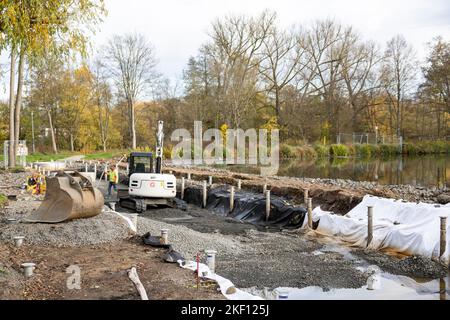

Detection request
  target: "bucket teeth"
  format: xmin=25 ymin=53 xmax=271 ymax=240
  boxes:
xmin=25 ymin=171 xmax=104 ymax=223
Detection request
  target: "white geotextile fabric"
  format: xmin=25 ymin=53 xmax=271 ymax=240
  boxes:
xmin=310 ymin=195 xmax=450 ymax=262
xmin=181 ymin=261 xmax=262 ymax=300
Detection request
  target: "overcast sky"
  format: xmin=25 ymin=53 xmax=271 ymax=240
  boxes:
xmin=1 ymin=0 xmax=450 ymax=97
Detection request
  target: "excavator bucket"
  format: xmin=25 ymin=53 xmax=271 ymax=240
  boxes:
xmin=25 ymin=171 xmax=104 ymax=223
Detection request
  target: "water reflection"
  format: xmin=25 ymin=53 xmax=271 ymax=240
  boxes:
xmin=221 ymin=155 xmax=449 ymax=188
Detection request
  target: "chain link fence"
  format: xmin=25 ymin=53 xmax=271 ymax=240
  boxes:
xmin=3 ymin=140 xmax=28 ymax=168
xmin=336 ymin=133 xmax=401 ymax=145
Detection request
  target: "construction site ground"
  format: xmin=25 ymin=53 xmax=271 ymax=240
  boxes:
xmin=1 ymin=168 xmax=448 ymax=299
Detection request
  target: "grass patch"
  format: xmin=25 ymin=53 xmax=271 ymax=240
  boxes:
xmin=0 ymin=194 xmax=7 ymax=207
xmin=26 ymin=152 xmax=79 ymax=162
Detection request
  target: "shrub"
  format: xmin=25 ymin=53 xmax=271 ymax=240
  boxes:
xmin=355 ymin=144 xmax=372 ymax=158
xmin=280 ymin=144 xmax=294 ymax=158
xmin=379 ymin=144 xmax=399 ymax=156
xmin=314 ymin=144 xmax=329 ymax=157
xmin=329 ymin=144 xmax=350 ymax=157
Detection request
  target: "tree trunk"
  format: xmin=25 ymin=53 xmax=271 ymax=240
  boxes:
xmin=129 ymin=99 xmax=136 ymax=149
xmin=47 ymin=109 xmax=58 ymax=154
xmin=70 ymin=133 xmax=74 ymax=152
xmin=8 ymin=48 xmax=16 ymax=168
xmin=14 ymin=49 xmax=25 ymax=153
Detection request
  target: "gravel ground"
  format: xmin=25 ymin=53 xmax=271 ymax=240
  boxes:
xmin=1 ymin=170 xmax=447 ymax=293
xmin=0 ymin=208 xmax=132 ymax=246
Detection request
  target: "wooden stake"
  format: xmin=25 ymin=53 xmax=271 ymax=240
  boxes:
xmin=127 ymin=267 xmax=149 ymax=300
xmin=265 ymin=190 xmax=271 ymax=221
xmin=304 ymin=189 xmax=309 ymax=205
xmin=307 ymin=198 xmax=313 ymax=229
xmin=181 ymin=177 xmax=185 ymax=200
xmin=440 ymin=216 xmax=447 ymax=260
xmin=367 ymin=206 xmax=373 ymax=247
xmin=202 ymin=180 xmax=207 ymax=208
xmin=230 ymin=186 xmax=235 ymax=212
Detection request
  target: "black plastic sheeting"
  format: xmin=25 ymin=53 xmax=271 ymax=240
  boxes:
xmin=142 ymin=232 xmax=185 ymax=263
xmin=183 ymin=186 xmax=306 ymax=229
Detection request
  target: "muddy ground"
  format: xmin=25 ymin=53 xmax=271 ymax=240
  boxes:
xmin=0 ymin=238 xmax=221 ymax=300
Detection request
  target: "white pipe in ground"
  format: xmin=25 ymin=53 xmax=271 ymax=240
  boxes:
xmin=21 ymin=263 xmax=36 ymax=277
xmin=13 ymin=236 xmax=25 ymax=247
xmin=205 ymin=250 xmax=217 ymax=274
xmin=129 ymin=214 xmax=139 ymax=233
xmin=160 ymin=229 xmax=169 ymax=244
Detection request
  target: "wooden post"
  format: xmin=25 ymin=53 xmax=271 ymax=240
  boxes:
xmin=230 ymin=186 xmax=235 ymax=212
xmin=94 ymin=163 xmax=97 ymax=180
xmin=304 ymin=189 xmax=309 ymax=205
xmin=439 ymin=217 xmax=447 ymax=260
xmin=187 ymin=172 xmax=191 ymax=180
xmin=367 ymin=206 xmax=373 ymax=247
xmin=265 ymin=190 xmax=271 ymax=221
xmin=104 ymin=164 xmax=108 ymax=181
xmin=237 ymin=179 xmax=241 ymax=190
xmin=128 ymin=267 xmax=149 ymax=300
xmin=307 ymin=198 xmax=313 ymax=229
xmin=181 ymin=177 xmax=185 ymax=200
xmin=263 ymin=183 xmax=267 ymax=194
xmin=202 ymin=180 xmax=207 ymax=208
xmin=85 ymin=163 xmax=88 ymax=172
xmin=208 ymin=176 xmax=213 ymax=186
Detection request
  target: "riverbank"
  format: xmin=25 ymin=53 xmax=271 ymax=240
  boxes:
xmin=281 ymin=140 xmax=450 ymax=159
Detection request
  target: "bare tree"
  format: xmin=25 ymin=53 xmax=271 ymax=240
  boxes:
xmin=341 ymin=38 xmax=383 ymax=131
xmin=105 ymin=33 xmax=158 ymax=149
xmin=91 ymin=58 xmax=113 ymax=151
xmin=382 ymin=35 xmax=417 ymax=136
xmin=207 ymin=11 xmax=276 ymax=127
xmin=259 ymin=25 xmax=310 ymax=125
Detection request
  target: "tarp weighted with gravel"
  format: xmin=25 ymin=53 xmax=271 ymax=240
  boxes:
xmin=184 ymin=186 xmax=306 ymax=229
xmin=311 ymin=195 xmax=450 ymax=262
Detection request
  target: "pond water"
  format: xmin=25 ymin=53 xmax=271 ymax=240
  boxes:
xmin=216 ymin=155 xmax=449 ymax=188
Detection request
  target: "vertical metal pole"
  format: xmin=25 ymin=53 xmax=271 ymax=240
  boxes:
xmin=307 ymin=198 xmax=313 ymax=229
xmin=265 ymin=190 xmax=271 ymax=222
xmin=439 ymin=217 xmax=447 ymax=260
xmin=187 ymin=172 xmax=191 ymax=180
xmin=94 ymin=163 xmax=97 ymax=180
xmin=237 ymin=179 xmax=241 ymax=190
xmin=229 ymin=186 xmax=235 ymax=213
xmin=202 ymin=180 xmax=207 ymax=208
xmin=367 ymin=206 xmax=373 ymax=247
xmin=208 ymin=176 xmax=213 ymax=186
xmin=181 ymin=177 xmax=185 ymax=200
xmin=263 ymin=183 xmax=267 ymax=194
xmin=31 ymin=111 xmax=35 ymax=154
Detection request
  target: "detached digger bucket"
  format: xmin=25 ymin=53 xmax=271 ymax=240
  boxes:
xmin=25 ymin=171 xmax=104 ymax=223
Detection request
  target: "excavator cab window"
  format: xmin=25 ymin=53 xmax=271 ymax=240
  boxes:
xmin=129 ymin=152 xmax=153 ymax=176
